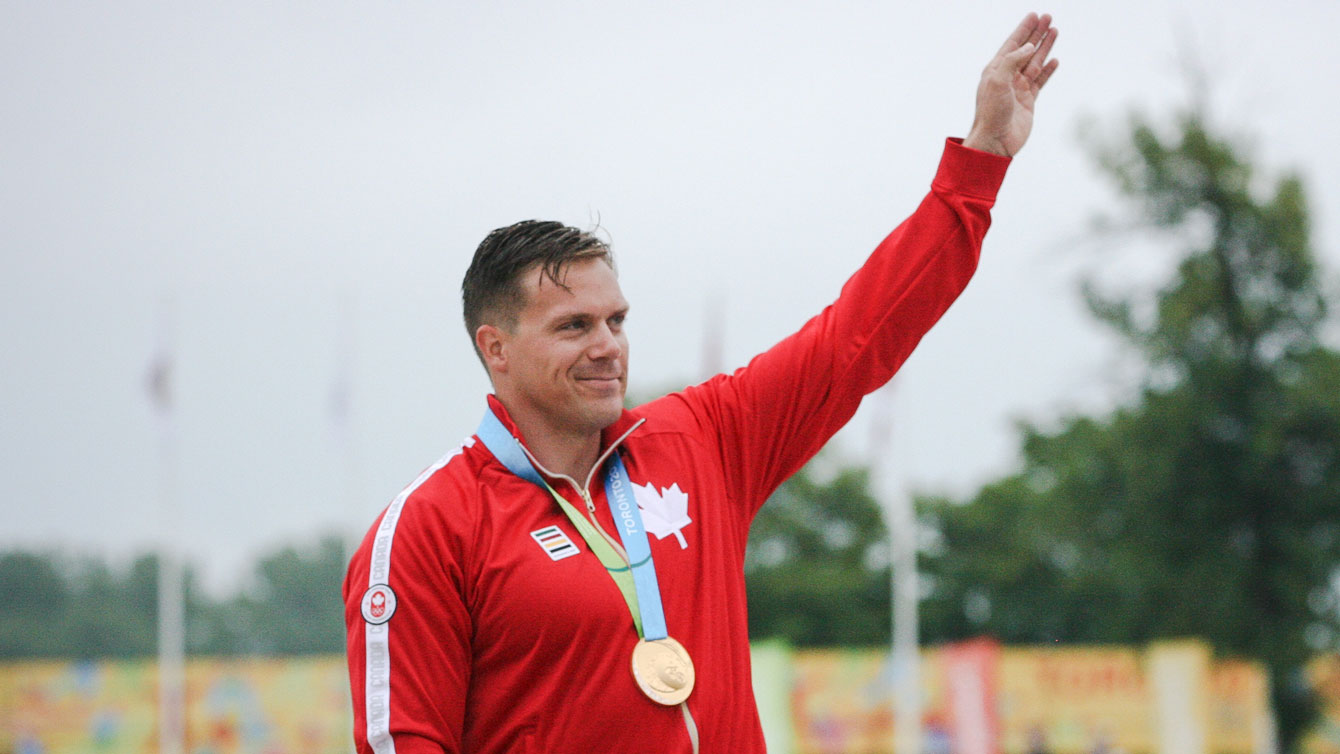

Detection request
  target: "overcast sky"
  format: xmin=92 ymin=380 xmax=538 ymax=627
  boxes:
xmin=3 ymin=0 xmax=1338 ymax=593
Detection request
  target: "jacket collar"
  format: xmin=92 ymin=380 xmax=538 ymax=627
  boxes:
xmin=484 ymin=394 xmax=642 ymax=461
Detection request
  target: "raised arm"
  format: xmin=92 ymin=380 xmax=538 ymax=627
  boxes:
xmin=658 ymin=14 xmax=1060 ymax=514
xmin=964 ymin=12 xmax=1060 ymax=158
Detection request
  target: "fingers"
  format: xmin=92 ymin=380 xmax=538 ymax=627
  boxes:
xmin=1034 ymin=58 xmax=1060 ymax=91
xmin=1002 ymin=40 xmax=1038 ymax=76
xmin=1028 ymin=14 xmax=1053 ymax=49
xmin=1024 ymin=27 xmax=1059 ymax=79
xmin=996 ymin=12 xmax=1039 ymax=57
xmin=996 ymin=11 xmax=1055 ymax=68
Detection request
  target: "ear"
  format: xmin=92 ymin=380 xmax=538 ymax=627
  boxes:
xmin=476 ymin=324 xmax=508 ymax=375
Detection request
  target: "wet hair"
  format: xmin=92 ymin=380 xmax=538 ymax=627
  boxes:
xmin=461 ymin=220 xmax=613 ymax=363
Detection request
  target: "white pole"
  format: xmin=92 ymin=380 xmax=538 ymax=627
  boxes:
xmin=869 ymin=383 xmax=921 ymax=754
xmin=150 ymin=297 xmax=185 ymax=754
xmin=890 ymin=485 xmax=921 ymax=754
xmin=156 ymin=543 xmax=185 ymax=754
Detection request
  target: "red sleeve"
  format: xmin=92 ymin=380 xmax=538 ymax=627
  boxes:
xmin=675 ymin=138 xmax=1010 ymax=515
xmin=344 ymin=467 xmax=473 ymax=754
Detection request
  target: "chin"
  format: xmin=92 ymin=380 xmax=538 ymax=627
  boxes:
xmin=588 ymin=397 xmax=625 ymax=429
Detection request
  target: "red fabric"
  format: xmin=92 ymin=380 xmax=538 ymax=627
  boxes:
xmin=344 ymin=138 xmax=1010 ymax=754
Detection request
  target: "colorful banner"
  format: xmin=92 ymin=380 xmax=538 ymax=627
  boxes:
xmin=0 ymin=657 xmax=352 ymax=754
xmin=0 ymin=645 xmax=1291 ymax=754
xmin=1 ymin=660 xmax=158 ymax=753
xmin=184 ymin=657 xmax=351 ymax=753
xmin=1208 ymin=658 xmax=1272 ymax=754
xmin=788 ymin=646 xmax=956 ymax=754
xmin=997 ymin=646 xmax=1151 ymax=754
xmin=1304 ymin=654 xmax=1340 ymax=754
xmin=787 ymin=640 xmax=1273 ymax=754
xmin=789 ymin=648 xmax=899 ymax=754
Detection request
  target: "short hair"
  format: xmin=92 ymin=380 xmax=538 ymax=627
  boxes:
xmin=462 ymin=220 xmax=613 ymax=362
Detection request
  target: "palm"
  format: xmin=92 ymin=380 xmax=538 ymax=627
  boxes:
xmin=999 ymin=71 xmax=1041 ymax=154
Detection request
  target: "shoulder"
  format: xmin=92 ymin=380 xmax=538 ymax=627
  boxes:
xmin=346 ymin=437 xmax=496 ymax=599
xmin=359 ymin=438 xmax=491 ymax=553
xmin=624 ymin=378 xmax=741 ymax=455
xmin=632 ymin=373 xmax=740 ymax=424
xmin=632 ymin=371 xmax=758 ymax=433
xmin=400 ymin=438 xmax=483 ymax=509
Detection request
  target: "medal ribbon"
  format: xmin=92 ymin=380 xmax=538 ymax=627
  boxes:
xmin=476 ymin=409 xmax=668 ymax=641
xmin=605 ymin=453 xmax=668 ymax=641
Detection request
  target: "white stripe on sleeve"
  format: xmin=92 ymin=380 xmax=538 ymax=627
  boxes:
xmin=366 ymin=438 xmax=474 ymax=754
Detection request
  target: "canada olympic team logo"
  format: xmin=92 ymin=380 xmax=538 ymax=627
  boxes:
xmin=361 ymin=584 xmax=397 ymax=625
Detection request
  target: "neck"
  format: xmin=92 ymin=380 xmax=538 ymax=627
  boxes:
xmin=494 ymin=397 xmax=603 ymax=484
xmin=521 ymin=426 xmax=603 ymax=484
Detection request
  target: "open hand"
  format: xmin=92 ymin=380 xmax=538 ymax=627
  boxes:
xmin=964 ymin=13 xmax=1059 ymax=157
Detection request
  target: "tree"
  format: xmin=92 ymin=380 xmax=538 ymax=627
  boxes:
xmin=918 ymin=109 xmax=1340 ymax=750
xmin=61 ymin=555 xmax=160 ymax=658
xmin=241 ymin=535 xmax=349 ymax=655
xmin=193 ymin=535 xmax=350 ymax=655
xmin=0 ymin=551 xmax=71 ymax=658
xmin=0 ymin=536 xmax=349 ymax=658
xmin=0 ymin=550 xmax=210 ymax=658
xmin=746 ymin=459 xmax=891 ymax=646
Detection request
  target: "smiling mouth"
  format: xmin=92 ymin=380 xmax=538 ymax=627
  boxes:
xmin=576 ymin=375 xmax=623 ymax=388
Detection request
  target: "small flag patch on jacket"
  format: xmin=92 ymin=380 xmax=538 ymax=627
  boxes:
xmin=531 ymin=525 xmax=580 ymax=561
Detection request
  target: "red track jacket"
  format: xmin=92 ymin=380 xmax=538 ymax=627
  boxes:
xmin=344 ymin=139 xmax=1010 ymax=753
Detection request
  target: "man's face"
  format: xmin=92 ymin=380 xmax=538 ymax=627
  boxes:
xmin=495 ymin=256 xmax=629 ymax=440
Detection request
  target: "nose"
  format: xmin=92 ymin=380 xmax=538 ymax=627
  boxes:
xmin=586 ymin=321 xmax=623 ymax=361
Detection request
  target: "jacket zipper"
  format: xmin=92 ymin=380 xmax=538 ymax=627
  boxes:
xmin=518 ymin=418 xmax=646 ymax=564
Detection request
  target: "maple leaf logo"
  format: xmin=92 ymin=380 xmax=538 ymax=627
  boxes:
xmin=634 ymin=482 xmax=692 ymax=549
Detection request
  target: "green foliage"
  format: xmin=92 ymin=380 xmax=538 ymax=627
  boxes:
xmin=0 ymin=551 xmax=72 ymax=657
xmin=1086 ymin=114 xmax=1325 ymax=383
xmin=0 ymin=536 xmax=350 ymax=658
xmin=919 ymin=110 xmax=1339 ymax=751
xmin=746 ymin=461 xmax=891 ymax=646
xmin=222 ymin=537 xmax=349 ymax=656
xmin=0 ymin=552 xmax=189 ymax=659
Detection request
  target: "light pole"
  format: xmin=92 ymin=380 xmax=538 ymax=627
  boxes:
xmin=869 ymin=382 xmax=920 ymax=754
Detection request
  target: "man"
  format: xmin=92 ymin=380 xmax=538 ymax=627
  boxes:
xmin=345 ymin=13 xmax=1059 ymax=754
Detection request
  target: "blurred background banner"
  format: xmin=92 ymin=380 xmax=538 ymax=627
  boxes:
xmin=0 ymin=640 xmax=1308 ymax=754
xmin=1 ymin=657 xmax=351 ymax=754
xmin=1306 ymin=656 xmax=1340 ymax=754
xmin=1 ymin=660 xmax=158 ymax=753
xmin=997 ymin=646 xmax=1151 ymax=753
xmin=788 ymin=648 xmax=919 ymax=753
xmin=781 ymin=639 xmax=1274 ymax=754
xmin=1213 ymin=658 xmax=1277 ymax=754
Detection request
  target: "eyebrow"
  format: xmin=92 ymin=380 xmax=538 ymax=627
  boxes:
xmin=548 ymin=305 xmax=629 ymax=328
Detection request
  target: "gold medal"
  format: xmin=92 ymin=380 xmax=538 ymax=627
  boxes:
xmin=631 ymin=636 xmax=695 ymax=705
